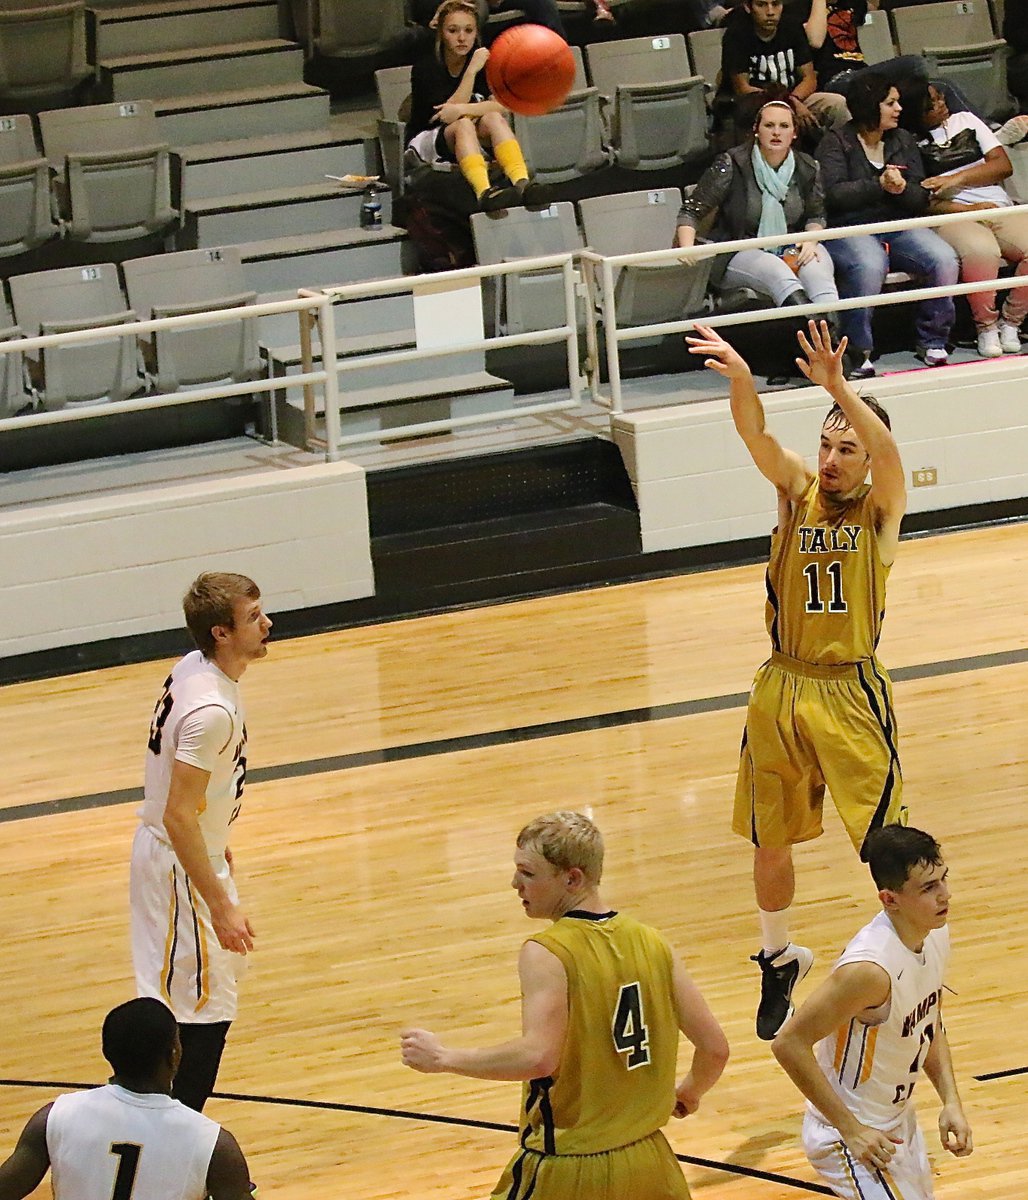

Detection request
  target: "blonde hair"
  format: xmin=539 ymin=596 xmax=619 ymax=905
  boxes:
xmin=183 ymin=571 xmax=260 ymax=657
xmin=434 ymin=0 xmax=480 ymax=60
xmin=517 ymin=811 xmax=604 ymax=886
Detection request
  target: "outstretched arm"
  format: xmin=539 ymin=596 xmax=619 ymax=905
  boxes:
xmin=923 ymin=1024 xmax=973 ymax=1158
xmin=773 ymin=962 xmax=902 ymax=1172
xmin=796 ymin=320 xmax=906 ymax=558
xmin=401 ymin=940 xmax=568 ymax=1081
xmin=686 ymin=325 xmax=810 ymax=498
xmin=0 ymin=1106 xmax=51 ymax=1200
xmin=671 ymin=957 xmax=730 ymax=1118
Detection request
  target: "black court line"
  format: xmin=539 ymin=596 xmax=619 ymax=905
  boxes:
xmin=0 ymin=1079 xmax=831 ymax=1195
xmin=3 ymin=646 xmax=1025 ymax=828
xmin=974 ymin=1065 xmax=1028 ymax=1081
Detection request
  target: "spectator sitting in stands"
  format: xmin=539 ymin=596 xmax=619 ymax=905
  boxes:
xmin=899 ymin=79 xmax=1027 ymax=358
xmin=718 ymin=0 xmax=848 ymax=143
xmin=816 ymin=72 xmax=958 ymax=378
xmin=406 ymin=0 xmax=550 ymax=212
xmin=799 ymin=0 xmax=983 ymax=117
xmin=676 ymin=99 xmax=840 ymax=381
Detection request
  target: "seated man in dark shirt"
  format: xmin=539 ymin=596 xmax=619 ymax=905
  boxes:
xmin=719 ymin=0 xmax=848 ymax=137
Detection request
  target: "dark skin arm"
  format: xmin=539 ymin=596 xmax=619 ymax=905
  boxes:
xmin=0 ymin=1106 xmax=51 ymax=1200
xmin=206 ymin=1128 xmax=253 ymax=1200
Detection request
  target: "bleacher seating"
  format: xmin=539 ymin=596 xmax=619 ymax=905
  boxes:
xmin=0 ymin=1 xmax=90 ymax=110
xmin=585 ymin=35 xmax=707 ymax=170
xmin=686 ymin=27 xmax=723 ymax=97
xmin=0 ymin=297 xmax=30 ymax=417
xmin=471 ymin=202 xmax=584 ymax=338
xmin=857 ymin=8 xmax=895 ymax=67
xmin=890 ymin=0 xmax=996 ymax=54
xmin=9 ymin=263 xmax=142 ymax=408
xmin=39 ymin=101 xmax=177 ymax=242
xmin=375 ymin=64 xmax=411 ymax=195
xmin=578 ymin=188 xmax=712 ymax=326
xmin=292 ymin=0 xmax=405 ymax=59
xmin=923 ymin=42 xmax=1012 ymax=121
xmin=0 ymin=111 xmax=58 ymax=257
xmin=121 ymin=246 xmax=261 ymax=393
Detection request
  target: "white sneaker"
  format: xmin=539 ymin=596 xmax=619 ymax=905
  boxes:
xmin=999 ymin=322 xmax=1022 ymax=354
xmin=917 ymin=346 xmax=948 ymax=367
xmin=977 ymin=326 xmax=1002 ymax=358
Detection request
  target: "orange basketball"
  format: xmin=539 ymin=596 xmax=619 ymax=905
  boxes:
xmin=486 ymin=24 xmax=576 ymax=117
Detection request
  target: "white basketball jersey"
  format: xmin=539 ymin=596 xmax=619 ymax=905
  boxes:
xmin=46 ymin=1085 xmax=220 ymax=1200
xmin=811 ymin=911 xmax=949 ymax=1131
xmin=140 ymin=650 xmax=247 ymax=858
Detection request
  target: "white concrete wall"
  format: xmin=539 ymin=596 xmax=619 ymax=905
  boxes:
xmin=0 ymin=460 xmax=374 ymax=657
xmin=612 ymin=356 xmax=1028 ymax=553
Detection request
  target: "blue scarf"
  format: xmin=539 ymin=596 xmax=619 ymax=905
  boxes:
xmin=751 ymin=144 xmax=795 ymax=243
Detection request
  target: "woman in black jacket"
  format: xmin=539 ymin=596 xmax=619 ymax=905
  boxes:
xmin=816 ymin=72 xmax=958 ymax=378
xmin=675 ymin=101 xmax=839 ymax=313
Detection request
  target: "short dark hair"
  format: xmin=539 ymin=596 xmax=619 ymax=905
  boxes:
xmin=102 ymin=998 xmax=178 ymax=1078
xmin=846 ymin=72 xmax=896 ymax=133
xmin=865 ymin=825 xmax=943 ymax=891
xmin=183 ymin=571 xmax=260 ymax=657
xmin=824 ymin=394 xmax=891 ymax=433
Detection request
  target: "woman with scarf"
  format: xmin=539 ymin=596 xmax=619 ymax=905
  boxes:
xmin=675 ymin=100 xmax=838 ymax=381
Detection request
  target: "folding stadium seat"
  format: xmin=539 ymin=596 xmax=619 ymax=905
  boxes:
xmin=686 ymin=27 xmax=724 ymax=95
xmin=585 ymin=35 xmax=707 ymax=170
xmin=578 ymin=189 xmax=712 ymax=327
xmin=0 ymin=112 xmax=59 ymax=257
xmin=38 ymin=101 xmax=177 ymax=243
xmin=891 ymin=0 xmax=1011 ymax=117
xmin=512 ymin=49 xmax=611 ymax=185
xmin=857 ymin=8 xmax=895 ymax=67
xmin=121 ymin=246 xmax=261 ymax=394
xmin=890 ymin=0 xmax=996 ymax=54
xmin=375 ymin=64 xmax=411 ymax=195
xmin=0 ymin=296 xmax=31 ymax=418
xmin=297 ymin=0 xmax=405 ymax=59
xmin=8 ymin=263 xmax=142 ymax=409
xmin=0 ymin=2 xmax=90 ymax=109
xmin=470 ymin=202 xmax=583 ymax=337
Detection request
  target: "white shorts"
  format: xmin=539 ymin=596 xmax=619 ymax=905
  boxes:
xmin=802 ymin=1108 xmax=934 ymax=1200
xmin=130 ymin=823 xmax=242 ymax=1024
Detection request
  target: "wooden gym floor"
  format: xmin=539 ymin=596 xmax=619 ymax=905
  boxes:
xmin=0 ymin=520 xmax=1025 ymax=1199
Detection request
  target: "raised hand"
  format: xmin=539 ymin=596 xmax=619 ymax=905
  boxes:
xmin=795 ymin=319 xmax=847 ymax=390
xmin=685 ymin=324 xmax=752 ymax=381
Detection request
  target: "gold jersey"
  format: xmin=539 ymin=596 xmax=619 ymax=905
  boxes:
xmin=766 ymin=479 xmax=889 ymax=665
xmin=516 ymin=912 xmax=680 ymax=1156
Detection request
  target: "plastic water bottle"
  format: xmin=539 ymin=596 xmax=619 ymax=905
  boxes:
xmin=360 ymin=184 xmax=382 ymax=231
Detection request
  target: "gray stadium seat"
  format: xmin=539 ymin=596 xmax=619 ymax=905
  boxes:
xmin=922 ymin=42 xmax=1012 ymax=121
xmin=890 ymin=0 xmax=996 ymax=54
xmin=470 ymin=201 xmax=583 ymax=337
xmin=585 ymin=36 xmax=708 ymax=170
xmin=0 ymin=297 xmax=30 ymax=417
xmin=0 ymin=2 xmax=90 ymax=108
xmin=296 ymin=0 xmax=405 ymax=59
xmin=687 ymin=27 xmax=724 ymax=93
xmin=0 ymin=112 xmax=58 ymax=257
xmin=513 ymin=88 xmax=610 ymax=184
xmin=857 ymin=9 xmax=895 ymax=67
xmin=121 ymin=246 xmax=261 ymax=393
xmin=375 ymin=64 xmax=410 ymax=195
xmin=39 ymin=101 xmax=177 ymax=242
xmin=578 ymin=188 xmax=712 ymax=326
xmin=8 ymin=263 xmax=141 ymax=409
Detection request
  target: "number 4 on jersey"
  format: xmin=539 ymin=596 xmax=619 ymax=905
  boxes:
xmin=612 ymin=981 xmax=650 ymax=1068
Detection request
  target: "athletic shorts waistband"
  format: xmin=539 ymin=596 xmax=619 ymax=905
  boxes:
xmin=769 ymin=651 xmax=873 ymax=680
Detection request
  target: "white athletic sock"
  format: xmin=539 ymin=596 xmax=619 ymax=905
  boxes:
xmin=759 ymin=908 xmax=791 ymax=957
